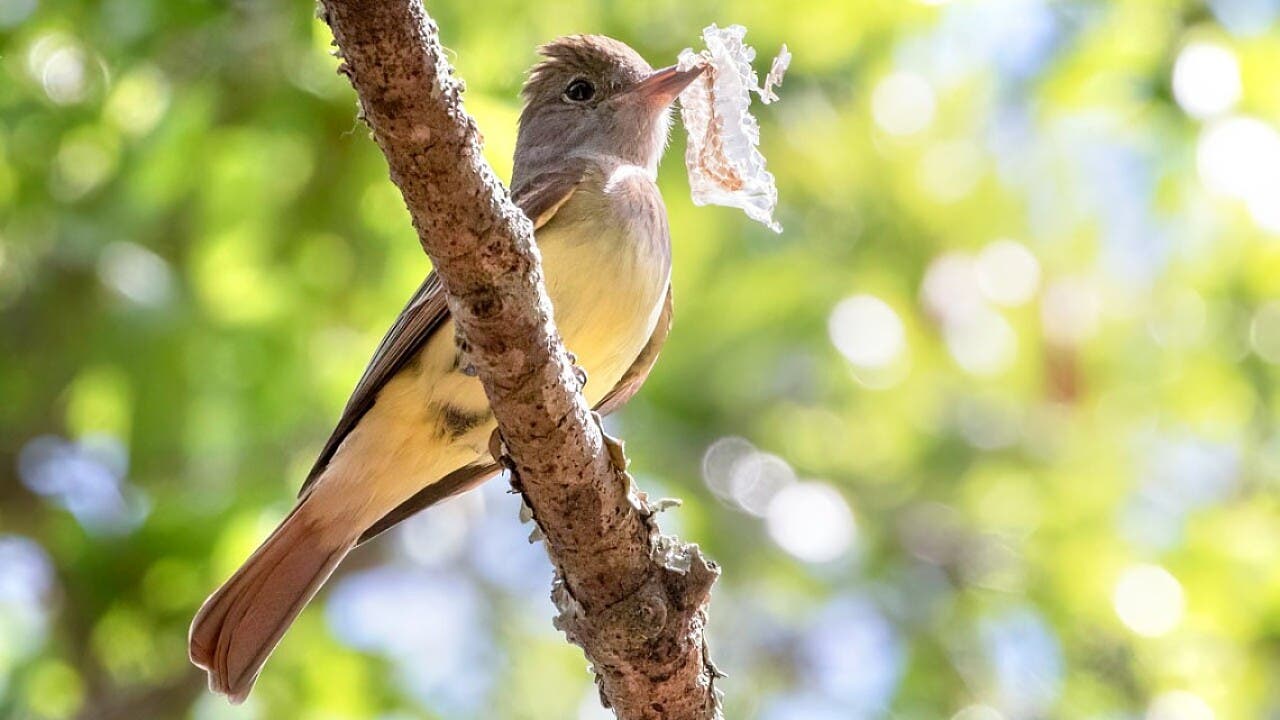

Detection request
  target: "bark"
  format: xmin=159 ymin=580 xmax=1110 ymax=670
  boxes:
xmin=317 ymin=2 xmax=721 ymax=718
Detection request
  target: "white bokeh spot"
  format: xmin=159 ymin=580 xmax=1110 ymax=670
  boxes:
xmin=766 ymin=482 xmax=856 ymax=563
xmin=872 ymin=71 xmax=936 ymax=137
xmin=1172 ymin=42 xmax=1241 ymax=119
xmin=1113 ymin=564 xmax=1185 ymax=637
xmin=976 ymin=239 xmax=1041 ymax=307
xmin=829 ymin=294 xmax=907 ymax=371
xmin=1147 ymin=690 xmax=1215 ymax=720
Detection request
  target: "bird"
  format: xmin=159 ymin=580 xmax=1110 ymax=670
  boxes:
xmin=188 ymin=35 xmax=703 ymax=703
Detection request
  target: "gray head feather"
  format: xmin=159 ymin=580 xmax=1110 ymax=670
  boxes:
xmin=513 ymin=35 xmax=674 ymax=188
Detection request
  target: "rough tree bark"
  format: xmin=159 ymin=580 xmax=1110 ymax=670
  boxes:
xmin=316 ymin=2 xmax=722 ymax=718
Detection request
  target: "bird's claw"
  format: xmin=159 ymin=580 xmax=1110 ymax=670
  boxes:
xmin=488 ymin=428 xmax=513 ymax=469
xmin=564 ymin=351 xmax=587 ymax=391
xmin=455 ymin=334 xmax=478 ymax=377
xmin=592 ymin=411 xmax=628 ymax=472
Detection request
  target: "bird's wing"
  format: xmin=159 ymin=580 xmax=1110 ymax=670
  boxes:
xmin=357 ymin=462 xmax=497 ymax=543
xmin=509 ymin=158 xmax=590 ymax=229
xmin=300 ymin=272 xmax=451 ymax=494
xmin=595 ymin=283 xmax=673 ymax=416
xmin=301 ymin=163 xmax=590 ymax=496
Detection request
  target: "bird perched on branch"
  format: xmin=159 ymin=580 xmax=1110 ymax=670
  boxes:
xmin=189 ymin=35 xmax=702 ymax=702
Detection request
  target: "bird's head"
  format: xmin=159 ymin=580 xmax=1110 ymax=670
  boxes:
xmin=513 ymin=35 xmax=703 ymax=186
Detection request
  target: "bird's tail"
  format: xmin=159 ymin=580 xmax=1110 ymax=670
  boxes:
xmin=189 ymin=500 xmax=354 ymax=703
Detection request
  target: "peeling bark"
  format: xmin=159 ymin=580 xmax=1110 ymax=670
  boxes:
xmin=317 ymin=2 xmax=721 ymax=717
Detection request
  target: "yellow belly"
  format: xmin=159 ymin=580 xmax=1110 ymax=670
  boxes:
xmin=539 ymin=229 xmax=668 ymax=402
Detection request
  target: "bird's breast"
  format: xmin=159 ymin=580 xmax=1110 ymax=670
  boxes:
xmin=536 ymin=166 xmax=671 ymax=406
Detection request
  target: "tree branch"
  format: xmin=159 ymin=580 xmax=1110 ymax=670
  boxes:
xmin=317 ymin=2 xmax=721 ymax=718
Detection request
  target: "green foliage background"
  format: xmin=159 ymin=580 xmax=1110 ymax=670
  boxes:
xmin=3 ymin=1 xmax=1280 ymax=718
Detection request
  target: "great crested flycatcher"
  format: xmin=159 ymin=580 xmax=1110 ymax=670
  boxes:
xmin=189 ymin=35 xmax=703 ymax=702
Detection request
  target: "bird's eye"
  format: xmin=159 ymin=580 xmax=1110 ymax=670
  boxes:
xmin=564 ymin=79 xmax=595 ymax=103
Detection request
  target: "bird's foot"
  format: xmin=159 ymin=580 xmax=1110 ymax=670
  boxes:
xmin=489 ymin=430 xmax=544 ymax=542
xmin=565 ymin=351 xmax=587 ymax=391
xmin=592 ymin=411 xmax=628 ymax=472
xmin=455 ymin=334 xmax=478 ymax=377
xmin=488 ymin=427 xmax=514 ymax=470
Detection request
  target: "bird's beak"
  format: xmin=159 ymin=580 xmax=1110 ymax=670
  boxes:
xmin=627 ymin=64 xmax=705 ymax=108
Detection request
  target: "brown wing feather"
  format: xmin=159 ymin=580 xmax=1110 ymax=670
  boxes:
xmin=357 ymin=463 xmax=499 ymax=544
xmin=301 ymin=167 xmax=587 ymax=496
xmin=509 ymin=158 xmax=589 ymax=228
xmin=300 ymin=273 xmax=450 ymax=495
